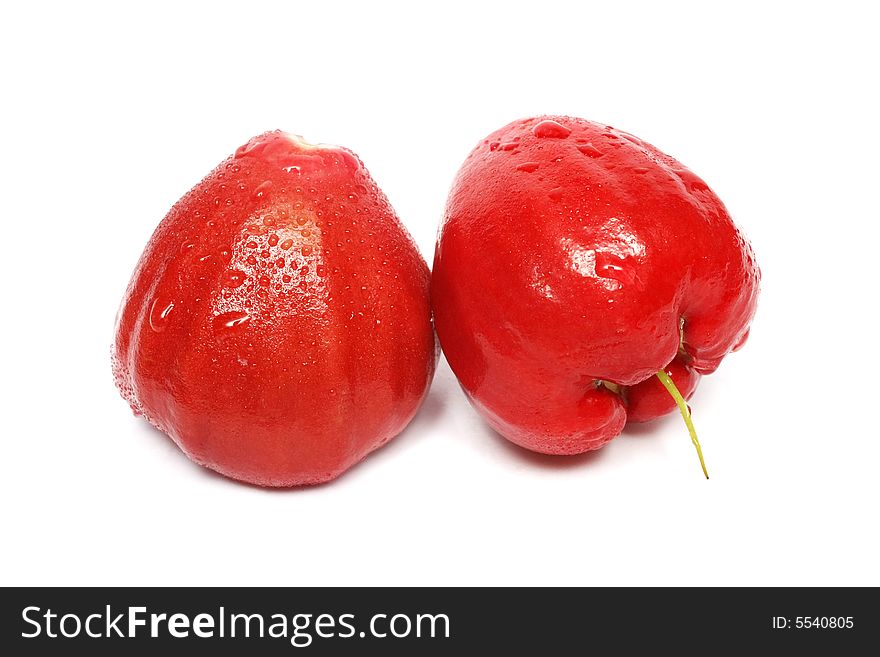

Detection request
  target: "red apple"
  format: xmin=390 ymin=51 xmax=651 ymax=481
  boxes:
xmin=432 ymin=116 xmax=759 ymax=474
xmin=113 ymin=131 xmax=436 ymax=486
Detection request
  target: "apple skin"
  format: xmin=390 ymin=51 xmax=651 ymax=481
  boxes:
xmin=113 ymin=131 xmax=436 ymax=486
xmin=432 ymin=116 xmax=759 ymax=455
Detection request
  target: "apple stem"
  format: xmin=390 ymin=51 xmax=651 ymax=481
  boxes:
xmin=656 ymin=369 xmax=709 ymax=479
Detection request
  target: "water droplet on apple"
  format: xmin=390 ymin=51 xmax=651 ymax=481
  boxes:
xmin=213 ymin=311 xmax=250 ymax=332
xmin=235 ymin=135 xmax=269 ymax=159
xmin=252 ymin=180 xmax=272 ymax=199
xmin=149 ymin=299 xmax=174 ymax=332
xmin=577 ymin=144 xmax=604 ymax=158
xmin=516 ymin=162 xmax=540 ymax=173
xmin=533 ymin=120 xmax=571 ymax=139
xmin=221 ymin=270 xmax=246 ymax=288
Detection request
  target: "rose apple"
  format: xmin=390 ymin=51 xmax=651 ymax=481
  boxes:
xmin=113 ymin=131 xmax=436 ymax=486
xmin=432 ymin=116 xmax=759 ymax=475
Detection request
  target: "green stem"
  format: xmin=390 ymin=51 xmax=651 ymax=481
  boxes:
xmin=656 ymin=369 xmax=709 ymax=479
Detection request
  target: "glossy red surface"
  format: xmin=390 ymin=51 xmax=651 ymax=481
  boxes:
xmin=432 ymin=116 xmax=759 ymax=455
xmin=113 ymin=131 xmax=436 ymax=486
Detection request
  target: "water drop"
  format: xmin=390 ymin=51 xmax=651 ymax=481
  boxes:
xmin=268 ymin=234 xmax=279 ymax=247
xmin=301 ymin=245 xmax=313 ymax=256
xmin=548 ymin=187 xmax=564 ymax=201
xmin=235 ymin=136 xmax=270 ymax=159
xmin=213 ymin=311 xmax=250 ymax=332
xmin=533 ymin=120 xmax=571 ymax=139
xmin=516 ymin=162 xmax=540 ymax=173
xmin=221 ymin=270 xmax=246 ymax=288
xmin=280 ymin=239 xmax=293 ymax=250
xmin=252 ymin=180 xmax=272 ymax=199
xmin=149 ymin=299 xmax=174 ymax=332
xmin=577 ymin=143 xmax=604 ymax=158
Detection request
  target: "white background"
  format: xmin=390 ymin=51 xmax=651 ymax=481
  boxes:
xmin=2 ymin=1 xmax=878 ymax=586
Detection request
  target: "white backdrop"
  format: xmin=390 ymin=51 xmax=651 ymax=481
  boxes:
xmin=2 ymin=1 xmax=877 ymax=586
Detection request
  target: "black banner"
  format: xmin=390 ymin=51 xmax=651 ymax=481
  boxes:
xmin=1 ymin=587 xmax=876 ymax=654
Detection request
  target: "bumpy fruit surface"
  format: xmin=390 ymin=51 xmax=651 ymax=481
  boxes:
xmin=432 ymin=116 xmax=759 ymax=455
xmin=114 ymin=131 xmax=435 ymax=486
